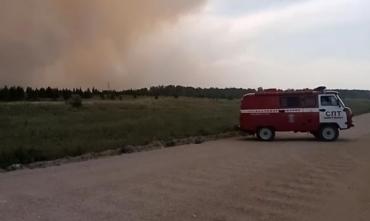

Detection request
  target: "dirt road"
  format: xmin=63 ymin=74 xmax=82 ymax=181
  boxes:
xmin=1 ymin=115 xmax=370 ymax=221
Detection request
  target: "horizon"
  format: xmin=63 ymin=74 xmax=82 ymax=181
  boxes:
xmin=0 ymin=84 xmax=368 ymax=92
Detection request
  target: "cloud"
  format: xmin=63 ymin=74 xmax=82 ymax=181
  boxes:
xmin=126 ymin=0 xmax=370 ymax=89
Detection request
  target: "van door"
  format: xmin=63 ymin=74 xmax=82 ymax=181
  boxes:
xmin=300 ymin=95 xmax=320 ymax=131
xmin=279 ymin=95 xmax=300 ymax=131
xmin=319 ymin=94 xmax=347 ymax=129
xmin=280 ymin=95 xmax=319 ymax=132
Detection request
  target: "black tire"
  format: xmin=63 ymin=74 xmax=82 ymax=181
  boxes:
xmin=319 ymin=125 xmax=339 ymax=141
xmin=257 ymin=127 xmax=275 ymax=141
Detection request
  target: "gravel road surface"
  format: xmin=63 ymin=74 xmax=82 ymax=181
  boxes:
xmin=1 ymin=114 xmax=370 ymax=221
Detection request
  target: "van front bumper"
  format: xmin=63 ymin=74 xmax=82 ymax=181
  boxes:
xmin=345 ymin=122 xmax=354 ymax=129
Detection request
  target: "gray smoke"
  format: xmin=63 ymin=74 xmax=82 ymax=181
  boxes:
xmin=0 ymin=0 xmax=205 ymax=88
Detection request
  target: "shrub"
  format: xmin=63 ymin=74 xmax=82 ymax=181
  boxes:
xmin=68 ymin=94 xmax=82 ymax=108
xmin=164 ymin=139 xmax=176 ymax=147
xmin=109 ymin=94 xmax=116 ymax=100
xmin=120 ymin=145 xmax=136 ymax=154
xmin=194 ymin=137 xmax=205 ymax=144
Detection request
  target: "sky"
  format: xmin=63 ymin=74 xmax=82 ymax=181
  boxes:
xmin=1 ymin=0 xmax=369 ymax=89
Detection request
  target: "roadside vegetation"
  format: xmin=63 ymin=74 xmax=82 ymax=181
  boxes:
xmin=343 ymin=98 xmax=370 ymax=116
xmin=0 ymin=97 xmax=239 ymax=168
xmin=1 ymin=86 xmax=370 ymax=169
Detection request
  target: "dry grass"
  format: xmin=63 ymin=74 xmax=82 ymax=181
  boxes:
xmin=0 ymin=97 xmax=239 ymax=168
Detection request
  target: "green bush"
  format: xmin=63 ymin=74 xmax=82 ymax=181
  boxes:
xmin=68 ymin=94 xmax=82 ymax=108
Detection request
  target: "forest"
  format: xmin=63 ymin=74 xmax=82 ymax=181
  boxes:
xmin=0 ymin=85 xmax=369 ymax=101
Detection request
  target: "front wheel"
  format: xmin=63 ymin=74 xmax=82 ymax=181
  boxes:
xmin=257 ymin=127 xmax=275 ymax=141
xmin=319 ymin=125 xmax=339 ymax=142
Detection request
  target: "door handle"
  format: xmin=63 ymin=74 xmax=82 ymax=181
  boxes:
xmin=319 ymin=109 xmax=326 ymax=112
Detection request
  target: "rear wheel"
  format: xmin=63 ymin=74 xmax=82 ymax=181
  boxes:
xmin=257 ymin=127 xmax=275 ymax=141
xmin=319 ymin=125 xmax=339 ymax=141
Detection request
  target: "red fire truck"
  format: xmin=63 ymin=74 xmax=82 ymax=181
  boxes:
xmin=239 ymin=87 xmax=354 ymax=141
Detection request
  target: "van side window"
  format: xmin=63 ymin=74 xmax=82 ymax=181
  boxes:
xmin=301 ymin=96 xmax=317 ymax=108
xmin=321 ymin=96 xmax=339 ymax=106
xmin=280 ymin=96 xmax=301 ymax=108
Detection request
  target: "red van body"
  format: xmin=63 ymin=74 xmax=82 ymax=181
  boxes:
xmin=239 ymin=88 xmax=353 ymax=141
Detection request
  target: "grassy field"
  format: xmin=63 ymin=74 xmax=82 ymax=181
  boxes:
xmin=0 ymin=97 xmax=240 ymax=168
xmin=1 ymin=97 xmax=369 ymax=169
xmin=343 ymin=98 xmax=370 ymax=116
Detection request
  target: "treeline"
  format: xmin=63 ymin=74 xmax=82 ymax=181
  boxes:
xmin=0 ymin=85 xmax=369 ymax=102
xmin=336 ymin=89 xmax=370 ymax=100
xmin=125 ymin=86 xmax=256 ymax=99
xmin=0 ymin=85 xmax=256 ymax=102
xmin=0 ymin=86 xmax=97 ymax=101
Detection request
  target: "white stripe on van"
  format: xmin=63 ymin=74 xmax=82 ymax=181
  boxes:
xmin=240 ymin=108 xmax=319 ymax=114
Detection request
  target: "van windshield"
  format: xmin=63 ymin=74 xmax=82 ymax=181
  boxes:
xmin=337 ymin=95 xmax=346 ymax=107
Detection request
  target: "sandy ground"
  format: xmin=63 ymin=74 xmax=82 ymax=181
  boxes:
xmin=1 ymin=115 xmax=370 ymax=221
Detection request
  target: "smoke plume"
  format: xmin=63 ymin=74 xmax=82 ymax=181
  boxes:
xmin=0 ymin=0 xmax=205 ymax=88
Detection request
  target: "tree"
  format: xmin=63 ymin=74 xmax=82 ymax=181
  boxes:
xmin=26 ymin=87 xmax=36 ymax=101
xmin=0 ymin=86 xmax=9 ymax=101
